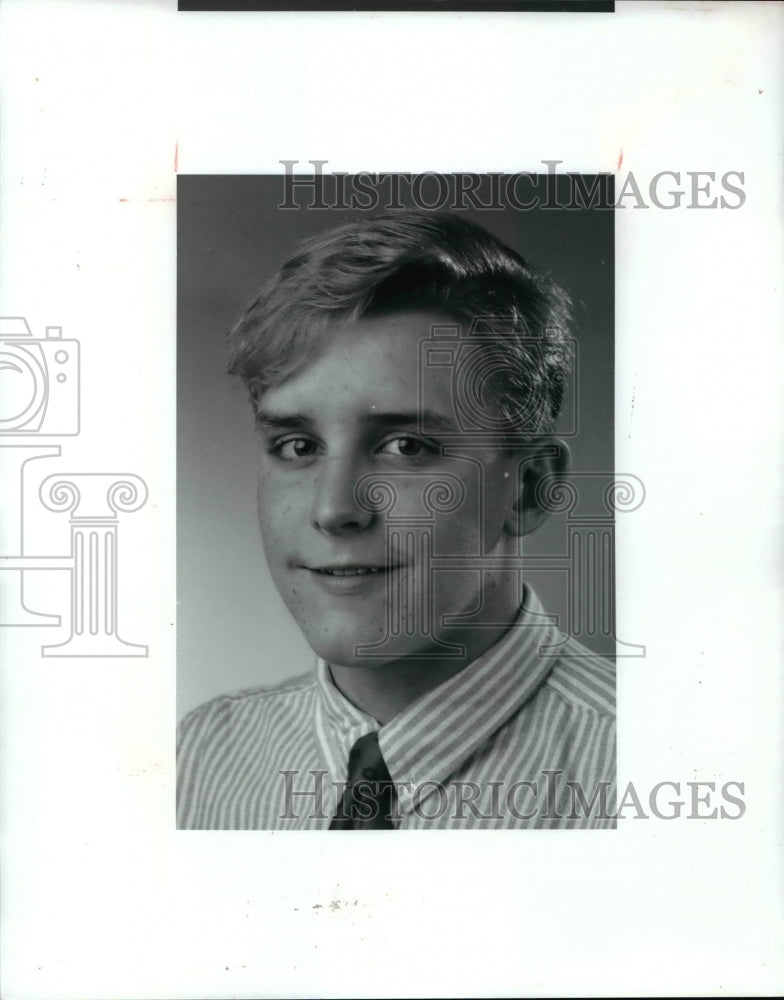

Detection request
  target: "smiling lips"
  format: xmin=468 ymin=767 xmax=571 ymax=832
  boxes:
xmin=303 ymin=563 xmax=403 ymax=594
xmin=308 ymin=563 xmax=405 ymax=577
xmin=312 ymin=566 xmax=386 ymax=576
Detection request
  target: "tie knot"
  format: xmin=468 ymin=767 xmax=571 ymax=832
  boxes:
xmin=348 ymin=730 xmax=387 ymax=777
xmin=330 ymin=731 xmax=396 ymax=830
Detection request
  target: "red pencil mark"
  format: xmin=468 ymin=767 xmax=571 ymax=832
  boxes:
xmin=174 ymin=142 xmax=179 ymax=173
xmin=119 ymin=198 xmax=129 ymax=202
xmin=617 ymin=149 xmax=624 ymax=171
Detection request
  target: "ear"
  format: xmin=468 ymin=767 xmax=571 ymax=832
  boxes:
xmin=503 ymin=439 xmax=571 ymax=537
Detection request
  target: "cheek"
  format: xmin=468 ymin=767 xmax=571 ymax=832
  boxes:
xmin=430 ymin=484 xmax=512 ymax=556
xmin=431 ymin=500 xmax=483 ymax=557
xmin=483 ymin=489 xmax=515 ymax=547
xmin=256 ymin=477 xmax=300 ymax=554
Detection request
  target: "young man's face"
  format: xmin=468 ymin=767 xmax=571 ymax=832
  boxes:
xmin=255 ymin=311 xmax=533 ymax=668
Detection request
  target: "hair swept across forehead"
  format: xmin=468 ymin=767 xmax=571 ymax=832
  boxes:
xmin=227 ymin=210 xmax=574 ymax=434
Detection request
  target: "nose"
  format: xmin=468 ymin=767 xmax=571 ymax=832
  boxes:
xmin=312 ymin=456 xmax=374 ymax=535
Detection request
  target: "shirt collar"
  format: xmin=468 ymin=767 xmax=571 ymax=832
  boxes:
xmin=314 ymin=660 xmax=377 ymax=801
xmin=315 ymin=586 xmax=562 ymax=816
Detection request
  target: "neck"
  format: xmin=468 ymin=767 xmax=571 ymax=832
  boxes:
xmin=329 ymin=582 xmax=523 ymax=724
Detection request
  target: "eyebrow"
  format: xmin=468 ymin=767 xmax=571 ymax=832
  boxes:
xmin=361 ymin=411 xmax=460 ymax=434
xmin=255 ymin=410 xmax=313 ymax=431
xmin=255 ymin=409 xmax=460 ymax=434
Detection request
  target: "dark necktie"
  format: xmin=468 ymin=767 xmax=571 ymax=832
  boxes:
xmin=329 ymin=731 xmax=396 ymax=830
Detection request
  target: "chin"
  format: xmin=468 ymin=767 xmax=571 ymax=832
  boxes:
xmin=296 ymin=622 xmax=382 ymax=668
xmin=301 ymin=624 xmax=460 ymax=670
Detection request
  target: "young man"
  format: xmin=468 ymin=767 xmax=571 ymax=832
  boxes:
xmin=177 ymin=210 xmax=615 ymax=830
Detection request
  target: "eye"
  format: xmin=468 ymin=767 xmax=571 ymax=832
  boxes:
xmin=273 ymin=437 xmax=319 ymax=461
xmin=378 ymin=436 xmax=436 ymax=459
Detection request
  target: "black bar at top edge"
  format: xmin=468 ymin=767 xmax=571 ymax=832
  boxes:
xmin=179 ymin=2 xmax=615 ymax=12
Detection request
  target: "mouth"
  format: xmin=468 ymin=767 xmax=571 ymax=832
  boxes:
xmin=302 ymin=562 xmax=405 ymax=594
xmin=308 ymin=565 xmax=397 ymax=577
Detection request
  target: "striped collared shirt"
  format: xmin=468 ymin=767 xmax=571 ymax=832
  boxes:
xmin=177 ymin=588 xmax=616 ymax=829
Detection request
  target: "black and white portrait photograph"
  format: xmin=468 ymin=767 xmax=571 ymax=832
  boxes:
xmin=177 ymin=173 xmax=618 ymax=830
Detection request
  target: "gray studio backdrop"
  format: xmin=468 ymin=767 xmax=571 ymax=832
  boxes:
xmin=177 ymin=174 xmax=614 ymax=719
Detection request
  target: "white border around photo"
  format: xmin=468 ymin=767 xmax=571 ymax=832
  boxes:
xmin=0 ymin=2 xmax=782 ymax=997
